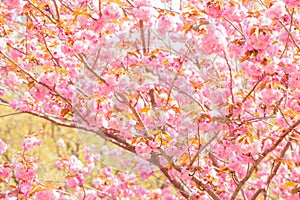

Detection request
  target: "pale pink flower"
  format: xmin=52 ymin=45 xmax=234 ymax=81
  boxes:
xmin=39 ymin=72 xmax=57 ymax=89
xmin=265 ymin=1 xmax=285 ymax=19
xmin=85 ymin=190 xmax=99 ymax=200
xmin=205 ymin=2 xmax=223 ymax=18
xmin=57 ymin=138 xmax=65 ymax=147
xmin=289 ymin=71 xmax=300 ymax=89
xmin=157 ymin=15 xmax=174 ymax=35
xmin=0 ymin=138 xmax=8 ymax=154
xmin=65 ymin=174 xmax=84 ymax=189
xmin=22 ymin=136 xmax=41 ymax=152
xmin=136 ymin=161 xmax=156 ymax=179
xmin=69 ymin=155 xmax=83 ymax=174
xmin=284 ymin=0 xmax=300 ymax=7
xmin=5 ymin=71 xmax=21 ymax=87
xmin=84 ymin=153 xmax=94 ymax=163
xmin=246 ymin=26 xmax=274 ymax=50
xmin=35 ymin=189 xmax=60 ymax=200
xmin=201 ymin=24 xmax=227 ymax=54
xmin=223 ymin=3 xmax=247 ymax=22
xmin=135 ymin=142 xmax=152 ymax=157
xmin=14 ymin=162 xmax=37 ymax=181
xmin=0 ymin=165 xmax=10 ymax=179
xmin=132 ymin=6 xmax=154 ymax=21
xmin=165 ymin=144 xmax=180 ymax=157
xmin=65 ymin=176 xmax=80 ymax=189
xmin=261 ymin=88 xmax=280 ymax=105
xmin=2 ymin=0 xmax=21 ymax=11
xmin=102 ymin=167 xmax=112 ymax=177
xmin=102 ymin=3 xmax=122 ymax=20
xmin=19 ymin=183 xmax=33 ymax=195
xmin=134 ymin=0 xmax=151 ymax=7
xmin=168 ymin=168 xmax=181 ymax=180
xmin=93 ymin=177 xmax=102 ymax=189
xmin=55 ymin=160 xmax=64 ymax=170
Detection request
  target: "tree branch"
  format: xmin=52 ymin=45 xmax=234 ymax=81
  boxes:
xmin=231 ymin=118 xmax=300 ymax=199
xmin=242 ymin=73 xmax=266 ymax=103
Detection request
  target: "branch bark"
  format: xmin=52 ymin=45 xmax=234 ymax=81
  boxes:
xmin=231 ymin=119 xmax=300 ymax=199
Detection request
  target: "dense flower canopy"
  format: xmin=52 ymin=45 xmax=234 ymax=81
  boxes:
xmin=0 ymin=0 xmax=300 ymax=199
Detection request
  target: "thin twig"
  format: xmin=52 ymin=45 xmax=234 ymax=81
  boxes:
xmin=52 ymin=0 xmax=60 ymax=21
xmin=278 ymin=19 xmax=300 ymax=51
xmin=231 ymin=118 xmax=300 ymax=199
xmin=76 ymin=54 xmax=107 ymax=85
xmin=188 ymin=132 xmax=219 ymax=168
xmin=26 ymin=0 xmax=56 ymax=24
xmin=280 ymin=8 xmax=294 ymax=59
xmin=0 ymin=112 xmax=23 ymax=118
xmin=223 ymin=17 xmax=246 ymax=38
xmin=139 ymin=20 xmax=147 ymax=55
xmin=223 ymin=51 xmax=235 ymax=104
xmin=41 ymin=34 xmax=61 ymax=67
xmin=0 ymin=50 xmax=88 ymax=126
xmin=242 ymin=73 xmax=266 ymax=103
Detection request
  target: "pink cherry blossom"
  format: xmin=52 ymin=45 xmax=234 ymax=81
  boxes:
xmin=65 ymin=175 xmax=82 ymax=189
xmin=22 ymin=136 xmax=42 ymax=152
xmin=69 ymin=155 xmax=83 ymax=174
xmin=201 ymin=24 xmax=227 ymax=54
xmin=265 ymin=1 xmax=286 ymax=19
xmin=205 ymin=1 xmax=223 ymax=18
xmin=2 ymin=0 xmax=21 ymax=11
xmin=5 ymin=71 xmax=21 ymax=87
xmin=284 ymin=0 xmax=300 ymax=7
xmin=2 ymin=0 xmax=300 ymax=199
xmin=157 ymin=15 xmax=175 ymax=35
xmin=35 ymin=189 xmax=60 ymax=200
xmin=135 ymin=142 xmax=152 ymax=158
xmin=0 ymin=164 xmax=10 ymax=180
xmin=0 ymin=138 xmax=8 ymax=154
xmin=102 ymin=3 xmax=122 ymax=20
xmin=57 ymin=138 xmax=66 ymax=147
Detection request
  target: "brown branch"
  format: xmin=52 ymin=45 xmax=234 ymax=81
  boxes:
xmin=58 ymin=0 xmax=74 ymax=12
xmin=191 ymin=176 xmax=223 ymax=200
xmin=52 ymin=0 xmax=60 ymax=21
xmin=251 ymin=188 xmax=265 ymax=200
xmin=188 ymin=132 xmax=218 ymax=168
xmin=0 ymin=50 xmax=88 ymax=126
xmin=125 ymin=0 xmax=135 ymax=7
xmin=223 ymin=51 xmax=235 ymax=104
xmin=278 ymin=106 xmax=300 ymax=135
xmin=98 ymin=0 xmax=102 ymax=17
xmin=280 ymin=8 xmax=294 ymax=59
xmin=26 ymin=0 xmax=56 ymax=24
xmin=251 ymin=140 xmax=291 ymax=200
xmin=115 ymin=92 xmax=222 ymax=199
xmin=139 ymin=20 xmax=146 ymax=55
xmin=278 ymin=19 xmax=300 ymax=51
xmin=0 ymin=112 xmax=23 ymax=118
xmin=223 ymin=17 xmax=246 ymax=39
xmin=266 ymin=141 xmax=291 ymax=188
xmin=0 ymin=98 xmax=10 ymax=105
xmin=148 ymin=153 xmax=191 ymax=198
xmin=231 ymin=118 xmax=300 ymax=199
xmin=115 ymin=92 xmax=150 ymax=137
xmin=76 ymin=54 xmax=107 ymax=85
xmin=165 ymin=46 xmax=191 ymax=107
xmin=7 ymin=43 xmax=27 ymax=55
xmin=242 ymin=73 xmax=266 ymax=103
xmin=23 ymin=108 xmax=136 ymax=154
xmin=41 ymin=34 xmax=61 ymax=67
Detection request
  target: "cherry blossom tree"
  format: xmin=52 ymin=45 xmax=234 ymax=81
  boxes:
xmin=1 ymin=0 xmax=300 ymax=199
